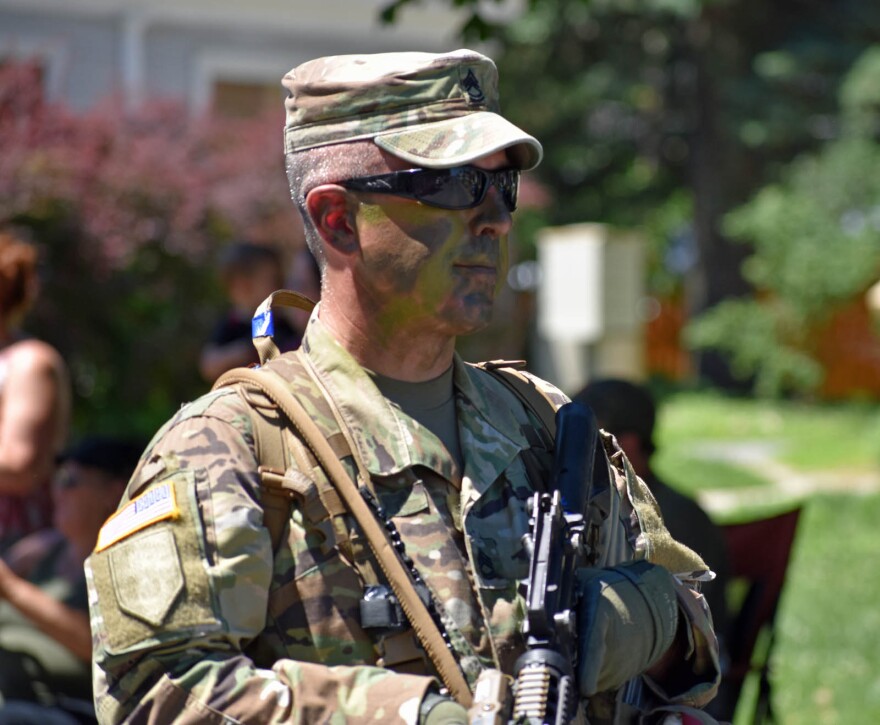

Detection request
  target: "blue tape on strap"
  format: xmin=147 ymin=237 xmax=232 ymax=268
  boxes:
xmin=252 ymin=308 xmax=275 ymax=338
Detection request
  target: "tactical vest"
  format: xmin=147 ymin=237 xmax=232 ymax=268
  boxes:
xmin=212 ymin=291 xmax=563 ymax=706
xmin=213 ymin=291 xmax=710 ymax=714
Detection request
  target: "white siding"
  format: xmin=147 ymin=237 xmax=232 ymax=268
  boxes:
xmin=0 ymin=0 xmax=477 ymax=111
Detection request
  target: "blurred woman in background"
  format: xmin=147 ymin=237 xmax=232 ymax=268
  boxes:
xmin=0 ymin=231 xmax=70 ymax=552
xmin=0 ymin=436 xmax=141 ymax=722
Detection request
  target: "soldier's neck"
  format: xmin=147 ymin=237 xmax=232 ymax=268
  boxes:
xmin=319 ymin=304 xmax=456 ymax=382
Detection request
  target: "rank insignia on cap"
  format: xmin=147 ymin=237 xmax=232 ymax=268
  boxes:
xmin=462 ymin=69 xmax=485 ymax=104
xmin=95 ymin=481 xmax=180 ymax=552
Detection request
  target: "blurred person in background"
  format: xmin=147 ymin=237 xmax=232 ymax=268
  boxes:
xmin=198 ymin=241 xmax=317 ymax=383
xmin=0 ymin=436 xmax=142 ymax=723
xmin=573 ymin=378 xmax=731 ymax=705
xmin=285 ymin=244 xmax=322 ymax=334
xmin=0 ymin=231 xmax=71 ymax=553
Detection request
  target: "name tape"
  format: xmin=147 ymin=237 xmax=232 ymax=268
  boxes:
xmin=95 ymin=481 xmax=180 ymax=552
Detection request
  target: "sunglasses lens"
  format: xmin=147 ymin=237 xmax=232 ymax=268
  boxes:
xmin=342 ymin=166 xmax=520 ymax=211
xmin=410 ymin=168 xmax=484 ymax=209
xmin=417 ymin=168 xmax=519 ymax=211
xmin=451 ymin=167 xmax=488 ymax=208
xmin=495 ymin=170 xmax=519 ymax=211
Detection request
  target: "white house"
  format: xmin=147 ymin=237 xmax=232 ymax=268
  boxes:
xmin=0 ymin=0 xmax=480 ymax=115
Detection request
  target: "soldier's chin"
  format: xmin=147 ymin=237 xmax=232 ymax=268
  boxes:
xmin=433 ymin=289 xmax=496 ymax=335
xmin=448 ymin=303 xmax=495 ymax=337
xmin=457 ymin=320 xmax=491 ymax=338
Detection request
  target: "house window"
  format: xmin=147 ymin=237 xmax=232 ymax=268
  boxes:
xmin=212 ymin=80 xmax=281 ymax=118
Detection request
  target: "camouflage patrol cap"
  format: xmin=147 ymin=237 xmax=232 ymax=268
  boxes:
xmin=282 ymin=49 xmax=543 ymax=170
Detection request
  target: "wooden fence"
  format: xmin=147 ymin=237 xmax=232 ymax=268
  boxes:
xmin=645 ymin=295 xmax=880 ymax=400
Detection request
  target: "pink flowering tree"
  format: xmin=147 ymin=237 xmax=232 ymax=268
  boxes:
xmin=0 ymin=62 xmax=302 ymax=436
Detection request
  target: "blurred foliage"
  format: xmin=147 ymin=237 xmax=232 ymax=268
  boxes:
xmin=387 ymin=0 xmax=880 ymax=391
xmin=0 ymin=62 xmax=302 ymax=438
xmin=387 ymin=0 xmax=880 ymax=294
xmin=687 ymin=46 xmax=880 ymax=397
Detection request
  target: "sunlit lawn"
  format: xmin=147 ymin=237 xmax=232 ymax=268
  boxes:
xmin=656 ymin=388 xmax=880 ymax=468
xmin=771 ymin=494 xmax=880 ymax=723
xmin=650 ymin=388 xmax=880 ymax=724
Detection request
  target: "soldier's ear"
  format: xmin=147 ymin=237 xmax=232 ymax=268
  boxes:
xmin=305 ymin=186 xmax=359 ymax=254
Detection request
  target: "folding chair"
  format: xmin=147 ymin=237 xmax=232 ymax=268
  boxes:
xmin=717 ymin=507 xmax=802 ymax=723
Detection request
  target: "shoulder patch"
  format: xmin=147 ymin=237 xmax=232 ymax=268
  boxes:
xmin=95 ymin=482 xmax=180 ymax=552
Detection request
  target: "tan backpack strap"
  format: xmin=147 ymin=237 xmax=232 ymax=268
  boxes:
xmin=213 ymin=366 xmax=473 ymax=707
xmin=225 ymin=376 xmax=349 ymax=553
xmin=293 ymin=349 xmax=375 ymax=491
xmin=251 ymin=289 xmax=317 ymax=365
xmin=476 ymin=360 xmax=559 ymax=440
xmin=235 ymin=386 xmax=291 ymax=552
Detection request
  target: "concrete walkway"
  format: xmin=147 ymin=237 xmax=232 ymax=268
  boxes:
xmin=686 ymin=440 xmax=880 ymax=515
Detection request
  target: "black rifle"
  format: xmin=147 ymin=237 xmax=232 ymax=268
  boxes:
xmin=510 ymin=401 xmax=606 ymax=725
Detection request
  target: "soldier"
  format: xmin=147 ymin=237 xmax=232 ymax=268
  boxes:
xmin=87 ymin=50 xmax=720 ymax=724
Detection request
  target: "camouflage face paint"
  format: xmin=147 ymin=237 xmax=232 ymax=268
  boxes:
xmin=353 ymin=196 xmax=510 ymax=340
xmin=350 ymin=151 xmax=513 ymax=341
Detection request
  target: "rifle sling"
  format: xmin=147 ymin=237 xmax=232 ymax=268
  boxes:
xmin=214 ymin=365 xmax=473 ymax=708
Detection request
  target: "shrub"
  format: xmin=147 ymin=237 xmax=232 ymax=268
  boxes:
xmin=687 ymin=138 xmax=880 ymax=397
xmin=0 ymin=61 xmax=300 ymax=437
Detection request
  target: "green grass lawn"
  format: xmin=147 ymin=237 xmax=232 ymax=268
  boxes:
xmin=771 ymin=493 xmax=880 ymax=723
xmin=652 ymin=388 xmax=880 ymax=492
xmin=649 ymin=389 xmax=880 ymax=723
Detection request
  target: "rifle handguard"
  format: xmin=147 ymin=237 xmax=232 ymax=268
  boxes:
xmin=513 ymin=401 xmax=599 ymax=725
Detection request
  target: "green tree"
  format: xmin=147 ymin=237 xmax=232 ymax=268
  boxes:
xmin=385 ymin=0 xmax=880 ymax=384
xmin=687 ymin=46 xmax=880 ymax=397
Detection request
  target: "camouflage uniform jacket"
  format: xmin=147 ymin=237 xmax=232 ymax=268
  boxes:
xmin=86 ymin=313 xmax=719 ymax=724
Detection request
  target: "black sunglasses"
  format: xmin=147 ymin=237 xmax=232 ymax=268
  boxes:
xmin=339 ymin=166 xmax=521 ymax=212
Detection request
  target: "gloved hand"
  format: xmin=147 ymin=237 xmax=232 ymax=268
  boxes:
xmin=577 ymin=560 xmax=680 ymax=696
xmin=419 ymin=690 xmax=469 ymax=725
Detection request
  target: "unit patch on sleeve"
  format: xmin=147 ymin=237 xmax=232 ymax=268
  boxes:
xmin=95 ymin=481 xmax=180 ymax=552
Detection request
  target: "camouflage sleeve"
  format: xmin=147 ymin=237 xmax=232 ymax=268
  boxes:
xmin=502 ymin=369 xmax=719 ymax=704
xmin=469 ymin=364 xmax=721 ymax=714
xmin=86 ymin=389 xmax=433 ymax=724
xmin=595 ymin=432 xmax=721 ymax=708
